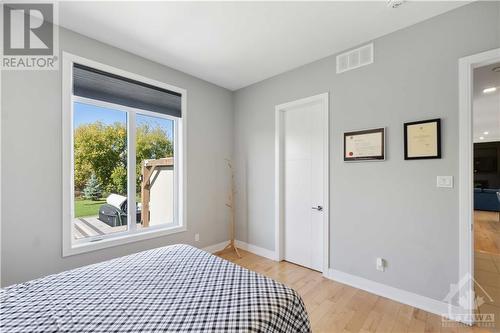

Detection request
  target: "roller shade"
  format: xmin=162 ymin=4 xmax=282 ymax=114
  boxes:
xmin=73 ymin=63 xmax=182 ymax=118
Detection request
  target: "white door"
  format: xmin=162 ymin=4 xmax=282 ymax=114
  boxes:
xmin=283 ymin=99 xmax=325 ymax=272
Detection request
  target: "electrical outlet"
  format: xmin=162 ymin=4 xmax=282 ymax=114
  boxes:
xmin=376 ymin=258 xmax=386 ymax=272
xmin=195 ymin=233 xmax=200 ymax=242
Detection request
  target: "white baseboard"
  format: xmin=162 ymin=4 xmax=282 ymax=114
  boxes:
xmin=201 ymin=241 xmax=228 ymax=254
xmin=326 ymin=269 xmax=465 ymax=324
xmin=201 ymin=241 xmax=467 ymax=325
xmin=234 ymin=240 xmax=277 ymax=260
xmin=201 ymin=240 xmax=276 ymax=261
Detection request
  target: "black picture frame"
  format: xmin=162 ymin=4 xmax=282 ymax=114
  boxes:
xmin=343 ymin=127 xmax=385 ymax=162
xmin=404 ymin=118 xmax=441 ymax=160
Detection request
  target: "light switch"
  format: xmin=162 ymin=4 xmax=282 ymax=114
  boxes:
xmin=437 ymin=176 xmax=453 ymax=188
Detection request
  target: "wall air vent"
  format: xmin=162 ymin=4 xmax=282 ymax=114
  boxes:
xmin=336 ymin=43 xmax=374 ymax=74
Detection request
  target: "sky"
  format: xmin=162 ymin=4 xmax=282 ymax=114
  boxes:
xmin=74 ymin=102 xmax=173 ymax=139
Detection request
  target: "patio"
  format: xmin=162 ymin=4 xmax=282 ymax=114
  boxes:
xmin=73 ymin=216 xmax=142 ymax=240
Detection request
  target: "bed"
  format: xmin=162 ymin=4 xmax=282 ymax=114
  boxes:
xmin=0 ymin=244 xmax=311 ymax=332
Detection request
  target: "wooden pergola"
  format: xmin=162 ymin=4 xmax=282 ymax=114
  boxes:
xmin=141 ymin=157 xmax=173 ymax=227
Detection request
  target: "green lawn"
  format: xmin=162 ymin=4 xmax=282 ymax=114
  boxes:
xmin=74 ymin=198 xmax=106 ymax=218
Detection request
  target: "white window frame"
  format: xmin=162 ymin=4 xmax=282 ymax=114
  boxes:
xmin=62 ymin=52 xmax=187 ymax=257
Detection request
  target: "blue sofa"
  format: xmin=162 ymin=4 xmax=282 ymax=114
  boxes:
xmin=474 ymin=188 xmax=500 ymax=212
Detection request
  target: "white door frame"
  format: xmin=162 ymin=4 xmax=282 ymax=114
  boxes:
xmin=275 ymin=92 xmax=329 ymax=275
xmin=458 ymin=48 xmax=500 ymax=324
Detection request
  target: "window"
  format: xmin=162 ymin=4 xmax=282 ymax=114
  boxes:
xmin=63 ymin=53 xmax=186 ymax=256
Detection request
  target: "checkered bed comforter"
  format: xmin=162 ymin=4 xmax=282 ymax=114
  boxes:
xmin=0 ymin=244 xmax=311 ymax=332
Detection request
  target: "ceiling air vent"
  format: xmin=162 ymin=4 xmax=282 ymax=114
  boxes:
xmin=336 ymin=43 xmax=374 ymax=74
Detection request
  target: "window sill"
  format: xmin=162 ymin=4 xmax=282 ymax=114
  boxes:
xmin=63 ymin=224 xmax=187 ymax=257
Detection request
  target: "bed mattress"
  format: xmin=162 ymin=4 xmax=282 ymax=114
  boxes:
xmin=0 ymin=244 xmax=310 ymax=332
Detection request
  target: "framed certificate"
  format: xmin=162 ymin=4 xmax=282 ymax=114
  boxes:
xmin=404 ymin=118 xmax=441 ymax=160
xmin=344 ymin=128 xmax=385 ymax=162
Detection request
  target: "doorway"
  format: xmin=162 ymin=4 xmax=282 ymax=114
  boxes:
xmin=472 ymin=60 xmax=500 ymax=326
xmin=275 ymin=93 xmax=329 ymax=273
xmin=459 ymin=48 xmax=500 ymax=327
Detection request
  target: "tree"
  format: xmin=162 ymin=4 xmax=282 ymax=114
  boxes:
xmin=110 ymin=165 xmax=127 ymax=195
xmin=135 ymin=123 xmax=173 ymax=188
xmin=83 ymin=173 xmax=102 ymax=200
xmin=74 ymin=121 xmax=126 ymax=194
xmin=74 ymin=121 xmax=173 ymax=196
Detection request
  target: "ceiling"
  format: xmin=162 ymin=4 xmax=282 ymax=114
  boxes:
xmin=59 ymin=1 xmax=469 ymax=91
xmin=474 ymin=63 xmax=500 ymax=143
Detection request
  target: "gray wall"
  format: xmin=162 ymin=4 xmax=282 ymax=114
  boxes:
xmin=233 ymin=2 xmax=500 ymax=301
xmin=1 ymin=27 xmax=233 ymax=286
xmin=2 ymin=0 xmax=499 ymax=302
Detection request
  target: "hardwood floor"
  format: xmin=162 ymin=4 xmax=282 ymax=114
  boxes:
xmin=475 ymin=251 xmax=500 ymax=333
xmin=474 ymin=210 xmax=500 ymax=333
xmin=475 ymin=211 xmax=500 ymax=255
xmin=218 ymin=249 xmax=496 ymax=333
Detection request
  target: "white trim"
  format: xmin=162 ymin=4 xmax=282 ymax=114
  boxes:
xmin=275 ymin=92 xmax=330 ymax=275
xmin=458 ymin=48 xmax=500 ymax=324
xmin=0 ymin=64 xmax=2 ymax=286
xmin=62 ymin=53 xmax=72 ymax=257
xmin=62 ymin=52 xmax=188 ymax=257
xmin=66 ymin=225 xmax=187 ymax=257
xmin=201 ymin=240 xmax=277 ymax=260
xmin=201 ymin=241 xmax=229 ymax=254
xmin=235 ymin=240 xmax=277 ymax=260
xmin=275 ymin=107 xmax=284 ymax=261
xmin=327 ymin=269 xmax=461 ymax=323
xmin=127 ymin=104 xmax=137 ymax=233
